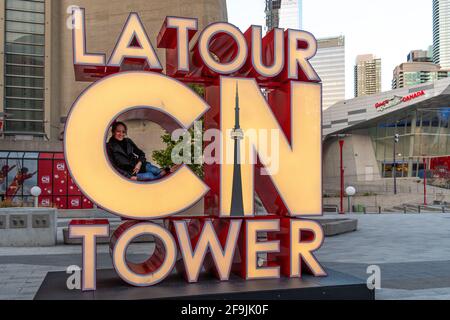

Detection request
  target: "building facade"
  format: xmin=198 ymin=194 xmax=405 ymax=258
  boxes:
xmin=265 ymin=0 xmax=302 ymax=32
xmin=354 ymin=54 xmax=382 ymax=98
xmin=433 ymin=0 xmax=450 ymax=70
xmin=392 ymin=50 xmax=448 ymax=89
xmin=310 ymin=36 xmax=345 ymax=110
xmin=323 ymin=78 xmax=450 ymax=189
xmin=0 ymin=0 xmax=228 ymax=153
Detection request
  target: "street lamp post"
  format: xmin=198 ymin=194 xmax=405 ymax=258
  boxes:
xmin=393 ymin=134 xmax=400 ymax=195
xmin=423 ymin=157 xmax=427 ymax=206
xmin=339 ymin=140 xmax=345 ymax=214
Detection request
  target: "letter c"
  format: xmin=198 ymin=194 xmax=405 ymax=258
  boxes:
xmin=65 ymin=71 xmax=210 ymax=219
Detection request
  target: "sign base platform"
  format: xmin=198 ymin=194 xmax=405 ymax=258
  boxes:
xmin=34 ymin=268 xmax=374 ymax=300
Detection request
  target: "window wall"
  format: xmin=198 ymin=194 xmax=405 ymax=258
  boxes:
xmin=3 ymin=0 xmax=45 ymax=136
xmin=369 ymin=107 xmax=450 ymax=178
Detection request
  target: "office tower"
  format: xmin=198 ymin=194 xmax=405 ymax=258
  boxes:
xmin=392 ymin=50 xmax=448 ymax=89
xmin=310 ymin=36 xmax=345 ymax=109
xmin=354 ymin=54 xmax=382 ymax=97
xmin=265 ymin=0 xmax=302 ymax=32
xmin=433 ymin=0 xmax=450 ymax=70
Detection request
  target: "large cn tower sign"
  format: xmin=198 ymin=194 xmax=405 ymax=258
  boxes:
xmin=64 ymin=8 xmax=324 ymax=290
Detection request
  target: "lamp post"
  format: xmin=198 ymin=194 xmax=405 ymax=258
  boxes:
xmin=393 ymin=134 xmax=400 ymax=195
xmin=346 ymin=186 xmax=356 ymax=213
xmin=339 ymin=139 xmax=345 ymax=214
xmin=423 ymin=157 xmax=427 ymax=206
xmin=30 ymin=186 xmax=42 ymax=208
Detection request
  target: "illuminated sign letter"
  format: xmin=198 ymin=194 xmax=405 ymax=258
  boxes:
xmin=68 ymin=220 xmax=110 ymax=291
xmin=174 ymin=220 xmax=242 ymax=282
xmin=246 ymin=220 xmax=280 ymax=280
xmin=199 ymin=23 xmax=248 ymax=74
xmin=72 ymin=8 xmax=106 ymax=66
xmin=109 ymin=13 xmax=162 ymax=70
xmin=220 ymin=78 xmax=322 ymax=216
xmin=65 ymin=72 xmax=210 ymax=219
xmin=251 ymin=26 xmax=284 ymax=77
xmin=288 ymin=30 xmax=319 ymax=81
xmin=290 ymin=220 xmax=326 ymax=277
xmin=111 ymin=222 xmax=177 ymax=286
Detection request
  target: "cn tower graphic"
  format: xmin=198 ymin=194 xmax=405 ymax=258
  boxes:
xmin=230 ymin=83 xmax=245 ymax=217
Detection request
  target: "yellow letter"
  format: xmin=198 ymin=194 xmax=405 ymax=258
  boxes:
xmin=111 ymin=222 xmax=177 ymax=286
xmin=72 ymin=8 xmax=105 ymax=66
xmin=246 ymin=219 xmax=280 ymax=280
xmin=288 ymin=30 xmax=319 ymax=81
xmin=199 ymin=23 xmax=248 ymax=74
xmin=109 ymin=13 xmax=162 ymax=70
xmin=290 ymin=220 xmax=326 ymax=277
xmin=69 ymin=221 xmax=109 ymax=291
xmin=252 ymin=26 xmax=284 ymax=77
xmin=220 ymin=78 xmax=322 ymax=216
xmin=166 ymin=17 xmax=198 ymax=72
xmin=174 ymin=220 xmax=242 ymax=282
xmin=65 ymin=72 xmax=210 ymax=219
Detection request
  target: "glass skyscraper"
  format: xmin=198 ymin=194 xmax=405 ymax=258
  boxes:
xmin=265 ymin=0 xmax=302 ymax=32
xmin=433 ymin=0 xmax=450 ymax=70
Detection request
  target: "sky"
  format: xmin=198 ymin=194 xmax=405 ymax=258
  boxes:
xmin=227 ymin=0 xmax=433 ymax=98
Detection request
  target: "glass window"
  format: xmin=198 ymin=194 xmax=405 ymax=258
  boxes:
xmin=5 ymin=43 xmax=44 ymax=55
xmin=6 ymin=76 xmax=44 ymax=88
xmin=4 ymin=120 xmax=45 ymax=134
xmin=6 ymin=0 xmax=45 ymax=13
xmin=6 ymin=32 xmax=44 ymax=45
xmin=6 ymin=54 xmax=44 ymax=66
xmin=6 ymin=21 xmax=45 ymax=34
xmin=5 ymin=110 xmax=44 ymax=121
xmin=6 ymin=65 xmax=44 ymax=77
xmin=5 ymin=98 xmax=44 ymax=110
xmin=6 ymin=87 xmax=44 ymax=99
xmin=6 ymin=10 xmax=44 ymax=23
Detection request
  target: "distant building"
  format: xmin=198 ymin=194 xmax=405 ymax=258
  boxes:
xmin=354 ymin=54 xmax=382 ymax=98
xmin=265 ymin=0 xmax=302 ymax=32
xmin=392 ymin=50 xmax=448 ymax=89
xmin=433 ymin=0 xmax=450 ymax=70
xmin=310 ymin=36 xmax=345 ymax=110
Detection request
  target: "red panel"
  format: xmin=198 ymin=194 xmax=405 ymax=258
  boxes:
xmin=53 ymin=196 xmax=67 ymax=210
xmin=38 ymin=196 xmax=52 ymax=208
xmin=53 ymin=154 xmax=68 ymax=196
xmin=68 ymin=196 xmax=82 ymax=210
xmin=38 ymin=153 xmax=53 ymax=197
xmin=68 ymin=174 xmax=82 ymax=196
xmin=82 ymin=197 xmax=94 ymax=209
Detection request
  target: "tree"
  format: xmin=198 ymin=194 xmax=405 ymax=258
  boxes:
xmin=152 ymin=84 xmax=205 ymax=178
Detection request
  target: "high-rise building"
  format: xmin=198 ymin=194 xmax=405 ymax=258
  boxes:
xmin=354 ymin=54 xmax=382 ymax=98
xmin=0 ymin=0 xmax=227 ymax=152
xmin=433 ymin=0 xmax=450 ymax=70
xmin=265 ymin=0 xmax=302 ymax=32
xmin=392 ymin=50 xmax=448 ymax=89
xmin=310 ymin=36 xmax=345 ymax=110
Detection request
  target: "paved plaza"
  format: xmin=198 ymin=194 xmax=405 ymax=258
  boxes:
xmin=1 ymin=213 xmax=450 ymax=300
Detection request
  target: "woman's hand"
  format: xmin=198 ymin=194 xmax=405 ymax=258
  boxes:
xmin=130 ymin=176 xmax=138 ymax=181
xmin=132 ymin=161 xmax=143 ymax=175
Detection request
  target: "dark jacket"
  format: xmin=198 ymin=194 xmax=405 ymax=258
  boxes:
xmin=106 ymin=137 xmax=147 ymax=178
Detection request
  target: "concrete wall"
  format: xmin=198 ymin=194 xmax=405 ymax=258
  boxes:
xmin=0 ymin=208 xmax=57 ymax=247
xmin=323 ymin=130 xmax=380 ymax=193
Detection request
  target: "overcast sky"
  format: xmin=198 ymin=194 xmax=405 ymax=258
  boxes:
xmin=227 ymin=0 xmax=433 ymax=98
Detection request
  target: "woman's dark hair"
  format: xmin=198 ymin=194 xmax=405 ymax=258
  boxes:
xmin=112 ymin=121 xmax=127 ymax=134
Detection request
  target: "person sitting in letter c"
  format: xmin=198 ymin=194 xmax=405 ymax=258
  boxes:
xmin=106 ymin=121 xmax=169 ymax=182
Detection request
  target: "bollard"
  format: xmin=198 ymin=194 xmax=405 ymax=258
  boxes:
xmin=379 ymin=207 xmax=382 ymax=214
xmin=418 ymin=206 xmax=421 ymax=214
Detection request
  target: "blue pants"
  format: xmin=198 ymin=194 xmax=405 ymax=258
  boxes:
xmin=137 ymin=163 xmax=163 ymax=181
